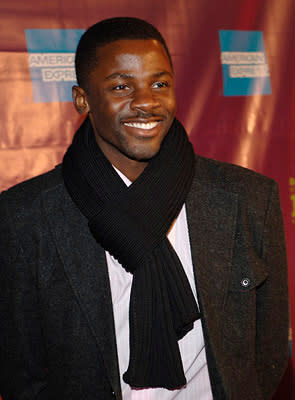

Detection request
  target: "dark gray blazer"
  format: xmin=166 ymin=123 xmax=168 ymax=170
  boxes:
xmin=0 ymin=155 xmax=289 ymax=400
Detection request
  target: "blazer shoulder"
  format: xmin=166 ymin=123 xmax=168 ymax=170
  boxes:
xmin=0 ymin=165 xmax=64 ymax=222
xmin=194 ymin=154 xmax=277 ymax=197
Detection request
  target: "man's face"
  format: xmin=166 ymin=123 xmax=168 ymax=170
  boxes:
xmin=74 ymin=39 xmax=176 ymax=176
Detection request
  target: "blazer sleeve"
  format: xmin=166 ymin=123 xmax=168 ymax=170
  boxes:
xmin=256 ymin=181 xmax=289 ymax=399
xmin=0 ymin=194 xmax=49 ymax=399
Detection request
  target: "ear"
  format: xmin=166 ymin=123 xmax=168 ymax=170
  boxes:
xmin=72 ymin=85 xmax=90 ymax=114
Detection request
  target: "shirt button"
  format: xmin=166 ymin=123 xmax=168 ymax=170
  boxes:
xmin=241 ymin=278 xmax=250 ymax=287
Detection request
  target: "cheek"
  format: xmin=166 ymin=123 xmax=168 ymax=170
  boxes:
xmin=92 ymin=103 xmax=118 ymax=129
xmin=163 ymin=94 xmax=176 ymax=114
xmin=102 ymin=98 xmax=128 ymax=122
xmin=170 ymin=100 xmax=177 ymax=115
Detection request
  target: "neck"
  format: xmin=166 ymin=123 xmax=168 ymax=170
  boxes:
xmin=94 ymin=138 xmax=149 ymax=183
xmin=106 ymin=152 xmax=148 ymax=182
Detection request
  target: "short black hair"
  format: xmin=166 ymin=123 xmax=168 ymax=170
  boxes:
xmin=75 ymin=17 xmax=172 ymax=91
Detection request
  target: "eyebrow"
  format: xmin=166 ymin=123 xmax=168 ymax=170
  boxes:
xmin=105 ymin=71 xmax=173 ymax=81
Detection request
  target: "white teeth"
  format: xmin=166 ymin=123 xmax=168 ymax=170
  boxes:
xmin=123 ymin=121 xmax=159 ymax=130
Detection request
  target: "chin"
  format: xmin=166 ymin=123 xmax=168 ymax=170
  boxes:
xmin=127 ymin=137 xmax=165 ymax=160
xmin=128 ymin=145 xmax=162 ymax=162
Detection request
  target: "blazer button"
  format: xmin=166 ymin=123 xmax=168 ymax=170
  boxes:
xmin=241 ymin=278 xmax=250 ymax=287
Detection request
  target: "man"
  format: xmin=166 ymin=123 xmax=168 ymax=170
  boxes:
xmin=0 ymin=17 xmax=289 ymax=400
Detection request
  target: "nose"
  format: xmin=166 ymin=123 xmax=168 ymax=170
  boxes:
xmin=130 ymin=87 xmax=160 ymax=113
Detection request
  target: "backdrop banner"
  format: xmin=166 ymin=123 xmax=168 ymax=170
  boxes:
xmin=0 ymin=1 xmax=294 ymax=398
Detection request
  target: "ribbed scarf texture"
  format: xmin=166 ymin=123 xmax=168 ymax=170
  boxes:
xmin=62 ymin=117 xmax=200 ymax=389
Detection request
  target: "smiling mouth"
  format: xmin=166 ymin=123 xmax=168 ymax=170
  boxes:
xmin=123 ymin=121 xmax=160 ymax=130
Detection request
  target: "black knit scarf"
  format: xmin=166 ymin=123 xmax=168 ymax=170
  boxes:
xmin=62 ymin=117 xmax=200 ymax=389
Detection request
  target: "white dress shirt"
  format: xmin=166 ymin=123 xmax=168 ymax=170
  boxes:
xmin=106 ymin=168 xmax=213 ymax=399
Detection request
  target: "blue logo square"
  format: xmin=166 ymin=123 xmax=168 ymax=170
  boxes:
xmin=25 ymin=29 xmax=84 ymax=103
xmin=219 ymin=30 xmax=271 ymax=96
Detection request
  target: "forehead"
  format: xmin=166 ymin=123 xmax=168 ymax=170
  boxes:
xmin=92 ymin=39 xmax=172 ymax=76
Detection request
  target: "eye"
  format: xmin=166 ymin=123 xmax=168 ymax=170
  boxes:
xmin=152 ymin=81 xmax=169 ymax=89
xmin=112 ymin=84 xmax=130 ymax=91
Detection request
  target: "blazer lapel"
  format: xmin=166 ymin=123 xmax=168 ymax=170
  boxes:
xmin=42 ymin=183 xmax=121 ymax=398
xmin=185 ymin=161 xmax=238 ymax=398
xmin=186 ymin=164 xmax=238 ymax=333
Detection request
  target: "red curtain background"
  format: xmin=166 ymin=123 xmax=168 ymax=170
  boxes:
xmin=0 ymin=1 xmax=294 ymax=398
